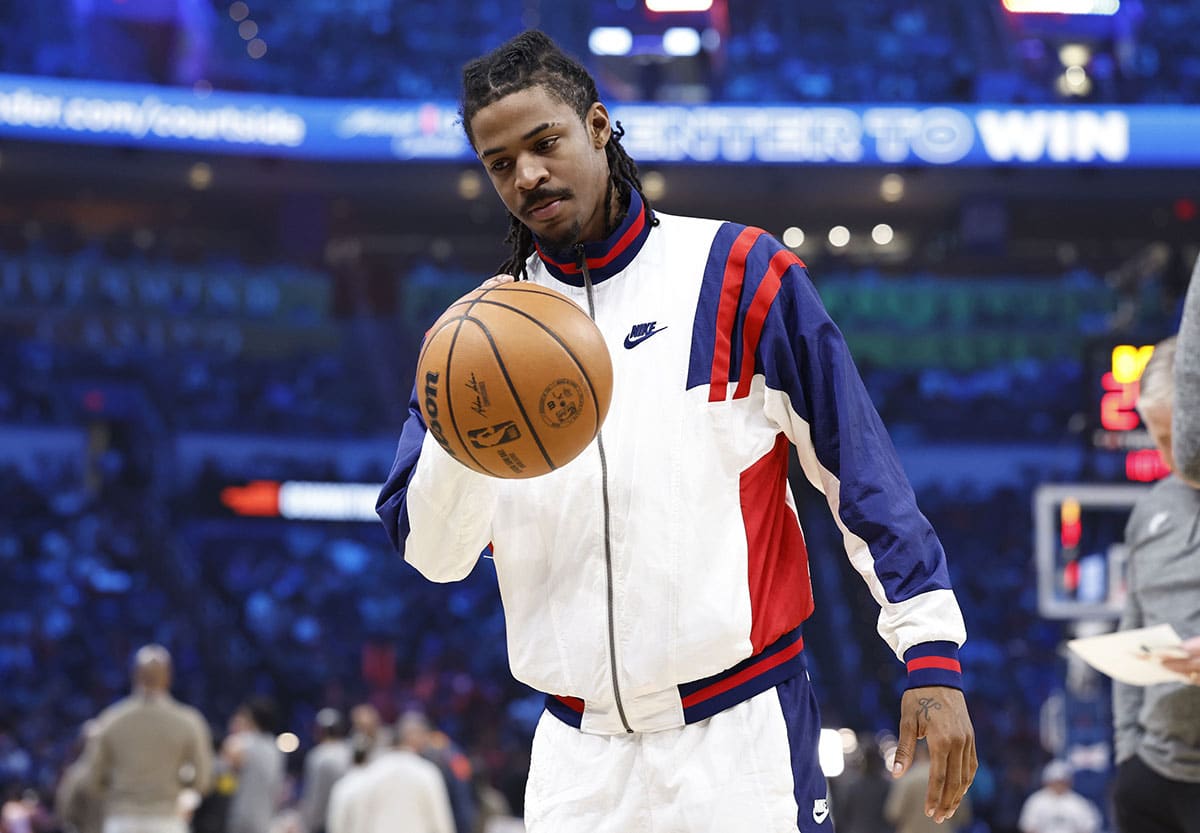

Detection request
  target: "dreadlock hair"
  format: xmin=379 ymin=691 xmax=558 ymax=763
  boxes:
xmin=460 ymin=30 xmax=658 ymax=280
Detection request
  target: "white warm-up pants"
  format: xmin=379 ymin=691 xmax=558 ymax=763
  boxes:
xmin=524 ymin=675 xmax=831 ymax=833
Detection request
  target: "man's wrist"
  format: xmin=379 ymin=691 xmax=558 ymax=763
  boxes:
xmin=903 ymin=641 xmax=963 ymax=690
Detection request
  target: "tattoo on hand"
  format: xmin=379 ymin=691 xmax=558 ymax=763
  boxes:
xmin=916 ymin=697 xmax=943 ymax=721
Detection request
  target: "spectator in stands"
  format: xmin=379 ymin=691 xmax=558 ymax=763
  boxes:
xmin=1111 ymin=336 xmax=1200 ymax=833
xmin=1017 ymin=760 xmax=1100 ymax=833
xmin=222 ymin=697 xmax=285 ymax=833
xmin=84 ymin=644 xmax=213 ymax=833
xmin=299 ymin=709 xmax=352 ymax=833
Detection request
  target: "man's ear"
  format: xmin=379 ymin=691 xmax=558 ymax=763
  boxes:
xmin=588 ymin=102 xmax=612 ymax=149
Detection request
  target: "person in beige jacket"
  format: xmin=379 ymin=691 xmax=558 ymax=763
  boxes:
xmin=86 ymin=645 xmax=213 ymax=833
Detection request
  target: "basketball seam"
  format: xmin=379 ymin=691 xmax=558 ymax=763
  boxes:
xmin=458 ymin=298 xmax=604 ymax=438
xmin=416 ymin=316 xmax=464 ymax=389
xmin=442 ymin=315 xmax=506 ymax=478
xmin=469 ymin=319 xmax=558 ymax=472
xmin=489 ymin=284 xmax=590 ymax=314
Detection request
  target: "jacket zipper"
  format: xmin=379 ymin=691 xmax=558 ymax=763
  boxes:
xmin=575 ymin=244 xmax=633 ymax=734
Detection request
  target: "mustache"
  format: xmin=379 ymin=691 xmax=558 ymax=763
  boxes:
xmin=522 ymin=188 xmax=572 ymax=214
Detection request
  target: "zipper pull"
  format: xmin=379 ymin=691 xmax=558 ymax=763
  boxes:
xmin=574 ymin=243 xmax=597 ymax=319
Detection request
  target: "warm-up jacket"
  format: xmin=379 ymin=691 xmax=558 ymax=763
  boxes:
xmin=377 ymin=190 xmax=966 ymax=736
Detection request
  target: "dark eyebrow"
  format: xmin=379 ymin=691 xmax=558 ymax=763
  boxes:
xmin=479 ymin=122 xmax=559 ymax=158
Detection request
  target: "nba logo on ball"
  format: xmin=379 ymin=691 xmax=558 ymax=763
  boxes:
xmin=415 ymin=282 xmax=613 ymax=479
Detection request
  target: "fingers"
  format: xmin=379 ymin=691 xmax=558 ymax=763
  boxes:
xmin=479 ymin=274 xmax=516 ymax=291
xmin=929 ymin=741 xmax=959 ymax=823
xmin=1160 ymin=658 xmax=1200 ymax=683
xmin=893 ymin=712 xmax=919 ymax=779
xmin=965 ymin=733 xmax=979 ymax=796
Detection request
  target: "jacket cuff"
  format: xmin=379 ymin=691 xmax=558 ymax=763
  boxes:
xmin=904 ymin=641 xmax=963 ymax=690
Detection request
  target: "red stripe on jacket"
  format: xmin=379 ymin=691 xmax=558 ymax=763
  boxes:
xmin=553 ymin=695 xmax=585 ymax=713
xmin=535 ymin=208 xmax=648 ymax=274
xmin=681 ymin=635 xmax=806 ymax=708
xmin=733 ymin=248 xmax=803 ymax=400
xmin=708 ymin=227 xmax=766 ymax=402
xmin=906 ymin=656 xmax=962 ymax=674
xmin=741 ymin=433 xmax=814 ymax=653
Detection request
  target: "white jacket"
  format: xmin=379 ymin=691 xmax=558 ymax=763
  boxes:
xmin=378 ymin=190 xmax=966 ymax=735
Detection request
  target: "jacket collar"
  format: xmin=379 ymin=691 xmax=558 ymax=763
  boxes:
xmin=533 ymin=188 xmax=652 ymax=287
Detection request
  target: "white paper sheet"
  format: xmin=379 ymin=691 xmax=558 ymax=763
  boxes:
xmin=1066 ymin=624 xmax=1190 ymax=686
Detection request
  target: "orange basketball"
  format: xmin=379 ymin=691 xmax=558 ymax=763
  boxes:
xmin=415 ymin=281 xmax=613 ymax=479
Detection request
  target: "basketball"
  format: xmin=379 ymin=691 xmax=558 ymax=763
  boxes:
xmin=415 ymin=281 xmax=614 ymax=479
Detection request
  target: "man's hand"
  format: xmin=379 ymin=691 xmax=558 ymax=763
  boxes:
xmin=1159 ymin=636 xmax=1200 ymax=685
xmin=893 ymin=686 xmax=976 ymax=824
xmin=479 ymin=274 xmax=516 ymax=290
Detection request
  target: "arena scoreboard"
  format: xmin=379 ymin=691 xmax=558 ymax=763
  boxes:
xmin=1087 ymin=340 xmax=1171 ymax=482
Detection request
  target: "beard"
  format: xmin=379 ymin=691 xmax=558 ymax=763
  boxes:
xmin=538 ymin=218 xmax=584 ymax=254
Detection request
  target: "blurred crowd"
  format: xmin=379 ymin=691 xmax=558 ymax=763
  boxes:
xmin=2 ymin=0 xmax=1199 ymax=104
xmin=3 ymin=220 xmax=1186 ymax=833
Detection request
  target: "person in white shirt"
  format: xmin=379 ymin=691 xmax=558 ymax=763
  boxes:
xmin=325 ymin=740 xmax=373 ymax=833
xmin=1018 ymin=761 xmax=1101 ymax=833
xmin=328 ymin=722 xmax=454 ymax=833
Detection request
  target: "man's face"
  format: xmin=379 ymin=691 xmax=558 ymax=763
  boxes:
xmin=1141 ymin=400 xmax=1175 ymax=472
xmin=470 ymin=85 xmax=612 ymax=251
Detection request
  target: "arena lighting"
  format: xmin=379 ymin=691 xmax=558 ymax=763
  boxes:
xmin=817 ymin=729 xmax=845 ymax=778
xmin=1059 ymin=65 xmax=1091 ymax=97
xmin=276 ymin=733 xmax=300 ymax=754
xmin=1059 ymin=43 xmax=1091 ymax=67
xmin=645 ymin=0 xmax=714 ymax=11
xmin=588 ymin=27 xmax=633 ymax=56
xmin=827 ymin=226 xmax=850 ymax=248
xmin=219 ymin=480 xmax=381 ymax=522
xmin=228 ymin=2 xmax=249 ymax=22
xmin=457 ymin=169 xmax=483 ymax=200
xmin=1001 ymin=0 xmax=1119 ymax=15
xmin=782 ymin=226 xmax=805 ymax=248
xmin=662 ymin=27 xmax=702 ymax=57
xmin=187 ymin=162 xmax=212 ymax=190
xmin=838 ymin=727 xmax=859 ymax=755
xmin=641 ymin=170 xmax=667 ymax=200
xmin=871 ymin=223 xmax=895 ymax=245
xmin=880 ymin=173 xmax=905 ymax=203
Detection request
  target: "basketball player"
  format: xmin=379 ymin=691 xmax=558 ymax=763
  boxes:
xmin=378 ymin=30 xmax=975 ymax=832
xmin=84 ymin=645 xmax=213 ymax=833
xmin=1111 ymin=337 xmax=1200 ymax=833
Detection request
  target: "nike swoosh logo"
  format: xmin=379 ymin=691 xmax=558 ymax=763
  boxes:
xmin=623 ymin=325 xmax=668 ymax=349
xmin=1148 ymin=511 xmax=1170 ymax=535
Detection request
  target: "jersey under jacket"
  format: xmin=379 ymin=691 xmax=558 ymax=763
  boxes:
xmin=377 ymin=190 xmax=966 ymax=735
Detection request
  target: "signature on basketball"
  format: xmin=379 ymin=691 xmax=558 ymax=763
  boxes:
xmin=465 ymin=372 xmax=491 ymax=417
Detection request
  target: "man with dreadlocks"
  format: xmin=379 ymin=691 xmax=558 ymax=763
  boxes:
xmin=378 ymin=30 xmax=976 ymax=833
